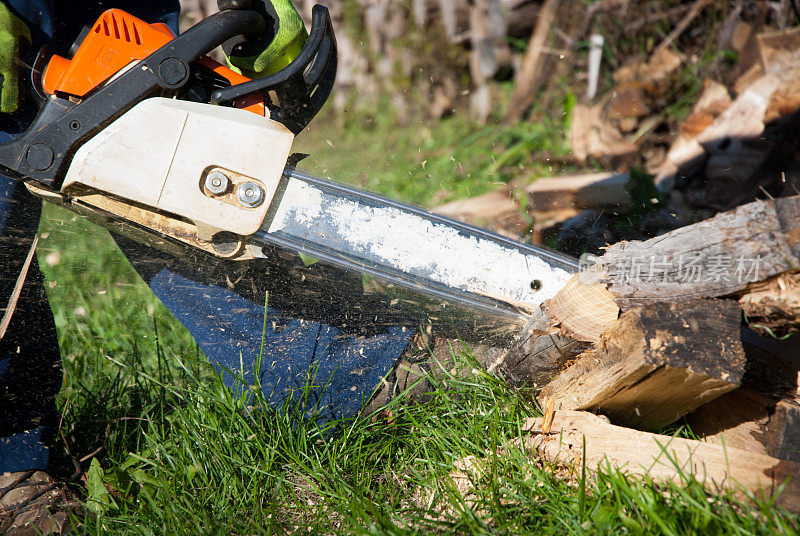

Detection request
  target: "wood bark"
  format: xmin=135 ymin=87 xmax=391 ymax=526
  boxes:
xmin=522 ymin=410 xmax=800 ymax=512
xmin=653 ymin=78 xmax=732 ymax=193
xmin=537 ymin=299 xmax=746 ymax=431
xmin=599 ymin=196 xmax=800 ymax=309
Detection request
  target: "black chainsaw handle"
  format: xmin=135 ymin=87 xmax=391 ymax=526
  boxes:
xmin=211 ymin=4 xmax=337 ymax=135
xmin=0 ymin=8 xmax=266 ymax=186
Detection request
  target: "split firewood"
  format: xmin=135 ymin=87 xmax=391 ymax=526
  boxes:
xmin=433 ymin=188 xmax=529 ymax=238
xmin=526 ymin=172 xmax=631 ymax=212
xmin=690 ymin=392 xmax=800 ymax=462
xmin=537 ymin=299 xmax=745 ymax=431
xmin=653 ymin=78 xmax=731 ymax=192
xmin=656 ymin=74 xmax=778 ymax=194
xmin=500 ymin=195 xmax=800 ymax=388
xmin=756 ymin=26 xmax=800 ymax=123
xmin=522 ymin=410 xmax=800 ymax=512
xmin=659 ymin=26 xmax=800 ymax=201
xmin=495 ymin=273 xmax=617 ymax=384
xmin=687 ymin=330 xmax=800 ymax=462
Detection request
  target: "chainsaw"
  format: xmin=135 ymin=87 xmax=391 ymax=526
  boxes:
xmin=0 ymin=5 xmax=576 ymax=344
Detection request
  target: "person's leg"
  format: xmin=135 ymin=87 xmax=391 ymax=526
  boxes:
xmin=115 ymin=236 xmax=415 ymax=420
xmin=0 ymin=0 xmax=184 ymax=472
xmin=0 ymin=100 xmax=61 ymax=474
xmin=0 ymin=256 xmax=61 ymax=474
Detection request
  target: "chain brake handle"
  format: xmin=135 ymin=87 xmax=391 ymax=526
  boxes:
xmin=211 ymin=4 xmax=337 ymax=135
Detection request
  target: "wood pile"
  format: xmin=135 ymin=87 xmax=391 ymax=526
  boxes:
xmin=433 ymin=4 xmax=800 ymax=257
xmin=483 ymin=194 xmax=799 ymax=510
xmin=429 ymin=192 xmax=796 ymax=509
xmin=438 ymin=4 xmax=800 ymax=509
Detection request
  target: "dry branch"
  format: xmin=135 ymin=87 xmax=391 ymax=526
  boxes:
xmin=504 ymin=0 xmax=560 ymax=123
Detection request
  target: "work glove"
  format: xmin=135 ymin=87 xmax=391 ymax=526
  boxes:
xmin=218 ymin=0 xmax=307 ymax=78
xmin=0 ymin=3 xmax=31 ymax=113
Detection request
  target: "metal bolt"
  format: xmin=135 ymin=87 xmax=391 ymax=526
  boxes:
xmin=237 ymin=181 xmax=264 ymax=207
xmin=205 ymin=171 xmax=229 ymax=195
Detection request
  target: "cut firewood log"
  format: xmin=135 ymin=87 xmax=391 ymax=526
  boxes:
xmin=500 ymin=195 xmax=800 ymax=388
xmin=687 ymin=330 xmax=800 ymax=462
xmin=690 ymin=391 xmax=800 ymax=463
xmin=433 ymin=188 xmax=529 ymax=237
xmin=656 ymin=74 xmax=779 ymax=194
xmin=522 ymin=410 xmax=800 ymax=512
xmin=757 ymin=26 xmax=800 ymax=121
xmin=653 ymin=78 xmax=731 ymax=192
xmin=537 ymin=299 xmax=745 ymax=431
xmin=495 ymin=272 xmax=618 ymax=385
xmin=526 ymin=172 xmax=631 ymax=212
xmin=598 ymin=196 xmax=800 ymax=308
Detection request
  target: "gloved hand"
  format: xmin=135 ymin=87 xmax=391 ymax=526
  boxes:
xmin=218 ymin=0 xmax=307 ymax=78
xmin=0 ymin=3 xmax=31 ymax=113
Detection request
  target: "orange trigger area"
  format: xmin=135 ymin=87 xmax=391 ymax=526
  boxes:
xmin=42 ymin=9 xmax=265 ymax=116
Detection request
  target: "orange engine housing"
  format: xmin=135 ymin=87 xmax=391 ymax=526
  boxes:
xmin=42 ymin=9 xmax=265 ymax=116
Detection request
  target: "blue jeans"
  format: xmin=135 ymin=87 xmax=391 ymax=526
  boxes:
xmin=0 ymin=0 xmax=411 ymax=473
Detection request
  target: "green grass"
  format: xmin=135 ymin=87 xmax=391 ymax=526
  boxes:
xmin=295 ymin=96 xmax=573 ymax=207
xmin=34 ymin=108 xmax=800 ymax=533
xmin=54 ymin=331 xmax=800 ymax=534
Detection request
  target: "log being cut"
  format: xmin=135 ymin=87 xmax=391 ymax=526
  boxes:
xmin=501 ymin=195 xmax=800 ymax=387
